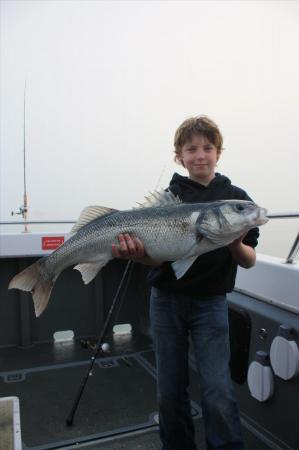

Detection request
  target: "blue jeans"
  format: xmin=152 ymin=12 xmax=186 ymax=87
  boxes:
xmin=150 ymin=287 xmax=244 ymax=450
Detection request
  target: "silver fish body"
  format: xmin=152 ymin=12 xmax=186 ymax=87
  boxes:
xmin=9 ymin=193 xmax=268 ymax=317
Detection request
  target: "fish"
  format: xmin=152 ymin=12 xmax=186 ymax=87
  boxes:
xmin=8 ymin=191 xmax=268 ymax=317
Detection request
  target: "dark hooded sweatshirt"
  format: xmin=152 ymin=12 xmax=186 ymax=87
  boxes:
xmin=147 ymin=172 xmax=259 ymax=296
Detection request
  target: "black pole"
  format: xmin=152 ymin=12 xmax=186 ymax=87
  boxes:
xmin=66 ymin=260 xmax=134 ymax=426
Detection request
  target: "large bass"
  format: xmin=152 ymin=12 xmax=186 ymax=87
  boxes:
xmin=9 ymin=191 xmax=268 ymax=316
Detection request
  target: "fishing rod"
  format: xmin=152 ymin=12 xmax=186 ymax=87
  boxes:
xmin=65 ymin=165 xmax=169 ymax=426
xmin=66 ymin=260 xmax=135 ymax=426
xmin=11 ymin=82 xmax=29 ymax=232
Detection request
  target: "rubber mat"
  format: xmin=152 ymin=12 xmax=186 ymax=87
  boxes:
xmin=0 ymin=356 xmax=158 ymax=449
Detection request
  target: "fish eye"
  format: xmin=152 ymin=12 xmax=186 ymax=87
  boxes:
xmin=235 ymin=204 xmax=245 ymax=211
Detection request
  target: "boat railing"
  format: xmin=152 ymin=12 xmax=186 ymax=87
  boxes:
xmin=1 ymin=212 xmax=299 ymax=263
xmin=266 ymin=213 xmax=299 ymax=264
xmin=0 ymin=220 xmax=76 ymax=225
xmin=285 ymin=232 xmax=299 ymax=264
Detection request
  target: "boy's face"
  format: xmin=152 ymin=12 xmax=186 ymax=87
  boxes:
xmin=179 ymin=134 xmax=219 ymax=185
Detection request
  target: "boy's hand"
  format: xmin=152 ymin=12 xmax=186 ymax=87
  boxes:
xmin=227 ymin=233 xmax=247 ymax=252
xmin=111 ymin=234 xmax=160 ymax=266
xmin=111 ymin=234 xmax=146 ymax=261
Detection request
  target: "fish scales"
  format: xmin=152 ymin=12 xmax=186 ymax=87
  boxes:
xmin=53 ymin=205 xmax=194 ymax=267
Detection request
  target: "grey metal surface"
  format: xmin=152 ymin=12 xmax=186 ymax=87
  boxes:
xmin=228 ymin=291 xmax=299 ymax=450
xmin=0 ymin=354 xmax=159 ymax=449
xmin=1 ymin=257 xmax=150 ymax=347
xmin=1 ymin=255 xmax=298 ymax=449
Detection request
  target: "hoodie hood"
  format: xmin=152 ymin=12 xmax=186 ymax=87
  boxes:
xmin=168 ymin=172 xmax=232 ymax=203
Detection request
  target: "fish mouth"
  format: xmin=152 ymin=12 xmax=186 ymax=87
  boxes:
xmin=255 ymin=207 xmax=269 ymax=225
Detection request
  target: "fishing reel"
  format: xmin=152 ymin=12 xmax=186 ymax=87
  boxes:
xmin=79 ymin=339 xmax=110 ymax=354
xmin=11 ymin=205 xmax=28 ymax=217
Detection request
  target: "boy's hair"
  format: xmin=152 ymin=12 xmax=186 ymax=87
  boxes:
xmin=174 ymin=115 xmax=223 ymax=163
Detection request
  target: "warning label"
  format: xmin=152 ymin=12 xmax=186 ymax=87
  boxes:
xmin=42 ymin=236 xmax=65 ymax=250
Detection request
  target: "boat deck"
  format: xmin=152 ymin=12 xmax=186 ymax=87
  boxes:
xmin=1 ymin=251 xmax=298 ymax=449
xmin=0 ymin=332 xmax=271 ymax=450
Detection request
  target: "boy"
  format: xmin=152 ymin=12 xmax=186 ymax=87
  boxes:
xmin=112 ymin=116 xmax=259 ymax=450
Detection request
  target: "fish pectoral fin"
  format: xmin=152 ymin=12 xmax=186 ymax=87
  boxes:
xmin=71 ymin=206 xmax=118 ymax=234
xmin=171 ymin=255 xmax=199 ymax=280
xmin=74 ymin=260 xmax=108 ymax=284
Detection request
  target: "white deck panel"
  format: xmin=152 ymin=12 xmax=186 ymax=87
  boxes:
xmin=236 ymin=253 xmax=299 ymax=314
xmin=0 ymin=232 xmax=70 ymax=257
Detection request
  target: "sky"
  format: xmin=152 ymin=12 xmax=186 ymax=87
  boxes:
xmin=0 ymin=0 xmax=298 ymax=258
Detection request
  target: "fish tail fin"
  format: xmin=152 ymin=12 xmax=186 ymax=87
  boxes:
xmin=8 ymin=261 xmax=54 ymax=317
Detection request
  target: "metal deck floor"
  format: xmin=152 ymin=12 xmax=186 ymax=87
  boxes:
xmin=0 ymin=335 xmax=272 ymax=450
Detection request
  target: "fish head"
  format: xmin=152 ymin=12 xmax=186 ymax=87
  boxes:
xmin=195 ymin=200 xmax=268 ymax=245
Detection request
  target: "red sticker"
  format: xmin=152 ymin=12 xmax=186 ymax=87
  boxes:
xmin=42 ymin=236 xmax=65 ymax=250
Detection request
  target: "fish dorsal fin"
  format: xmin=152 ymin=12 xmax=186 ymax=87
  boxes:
xmin=136 ymin=189 xmax=181 ymax=209
xmin=70 ymin=205 xmax=117 ymax=234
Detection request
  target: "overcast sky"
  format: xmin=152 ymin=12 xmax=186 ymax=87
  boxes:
xmin=1 ymin=0 xmax=298 ymax=257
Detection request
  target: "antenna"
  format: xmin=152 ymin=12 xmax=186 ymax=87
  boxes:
xmin=154 ymin=162 xmax=168 ymax=191
xmin=11 ymin=81 xmax=29 ymax=232
xmin=23 ymin=81 xmax=28 ymax=232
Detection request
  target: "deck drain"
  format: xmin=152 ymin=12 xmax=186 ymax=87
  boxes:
xmin=4 ymin=373 xmax=26 ymax=383
xmin=97 ymin=359 xmax=119 ymax=369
